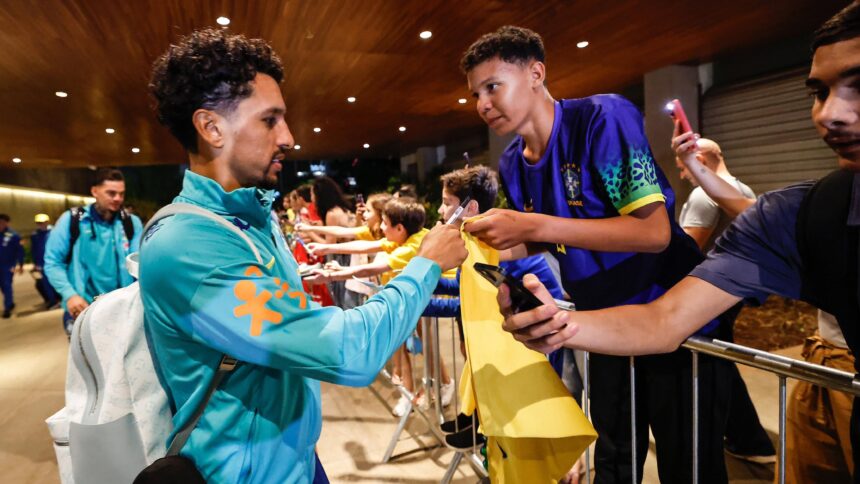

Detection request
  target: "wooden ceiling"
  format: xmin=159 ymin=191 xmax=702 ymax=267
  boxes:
xmin=0 ymin=0 xmax=847 ymax=169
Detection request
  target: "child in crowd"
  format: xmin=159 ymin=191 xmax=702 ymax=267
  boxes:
xmin=305 ymin=197 xmax=447 ymax=416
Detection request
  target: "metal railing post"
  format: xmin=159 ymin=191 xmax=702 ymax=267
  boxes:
xmin=584 ymin=351 xmax=591 ymax=484
xmin=691 ymin=351 xmax=699 ymax=484
xmin=630 ymin=356 xmax=637 ymax=484
xmin=778 ymin=376 xmax=787 ymax=484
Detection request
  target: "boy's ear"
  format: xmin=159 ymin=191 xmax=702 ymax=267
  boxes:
xmin=529 ymin=60 xmax=546 ymax=88
xmin=467 ymin=199 xmax=481 ymax=216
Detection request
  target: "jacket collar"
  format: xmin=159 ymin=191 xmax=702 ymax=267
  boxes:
xmin=176 ymin=170 xmax=275 ymax=228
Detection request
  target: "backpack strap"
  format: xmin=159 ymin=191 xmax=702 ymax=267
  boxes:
xmin=140 ymin=202 xmax=264 ymax=455
xmin=119 ymin=209 xmax=135 ymax=241
xmin=65 ymin=206 xmax=86 ymax=264
xmin=165 ymin=355 xmax=238 ymax=456
xmin=143 ymin=203 xmax=262 ymax=264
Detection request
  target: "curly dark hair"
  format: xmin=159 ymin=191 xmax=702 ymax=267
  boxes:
xmin=460 ymin=26 xmax=545 ymax=73
xmin=441 ymin=165 xmax=499 ymax=213
xmin=312 ymin=176 xmax=351 ymax=222
xmin=812 ymin=2 xmax=860 ymax=52
xmin=149 ymin=28 xmax=284 ymax=153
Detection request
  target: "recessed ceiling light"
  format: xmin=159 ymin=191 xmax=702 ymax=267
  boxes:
xmin=55 ymin=91 xmax=68 ymax=98
xmin=313 ymin=127 xmax=321 ymax=133
xmin=105 ymin=128 xmax=115 ymax=134
xmin=419 ymin=31 xmax=432 ymax=40
xmin=216 ymin=16 xmax=230 ymax=26
xmin=458 ymin=98 xmax=467 ymax=104
xmin=12 ymin=157 xmax=21 ymax=163
xmin=398 ymin=126 xmax=406 ymax=132
xmin=131 ymin=147 xmax=140 ymax=153
xmin=363 ymin=143 xmax=370 ymax=149
xmin=347 ymin=96 xmax=356 ymax=103
xmin=294 ymin=145 xmax=301 ymax=150
xmin=577 ymin=41 xmax=589 ymax=49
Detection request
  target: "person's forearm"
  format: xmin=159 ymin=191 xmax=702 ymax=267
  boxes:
xmin=330 ymin=262 xmax=389 ymax=281
xmin=562 ymin=277 xmax=740 ymax=355
xmin=684 ymin=158 xmax=755 ymax=218
xmin=527 ymin=205 xmax=669 ymax=253
xmin=303 ymin=225 xmax=359 ymax=240
xmin=326 ymin=240 xmax=383 ymax=255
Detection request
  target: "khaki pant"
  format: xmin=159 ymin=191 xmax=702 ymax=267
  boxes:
xmin=784 ymin=333 xmax=855 ymax=483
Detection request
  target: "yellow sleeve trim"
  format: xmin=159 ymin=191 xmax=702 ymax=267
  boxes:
xmin=618 ymin=193 xmax=666 ymax=215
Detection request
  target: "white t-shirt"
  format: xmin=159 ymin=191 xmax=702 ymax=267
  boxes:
xmin=679 ymin=175 xmax=756 ymax=251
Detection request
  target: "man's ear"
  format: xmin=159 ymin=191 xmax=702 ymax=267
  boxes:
xmin=192 ymin=108 xmax=226 ymax=150
xmin=90 ymin=186 xmax=98 ymax=198
xmin=529 ymin=61 xmax=546 ymax=89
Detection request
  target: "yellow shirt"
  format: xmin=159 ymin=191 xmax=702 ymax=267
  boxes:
xmin=354 ymin=225 xmax=375 ymax=241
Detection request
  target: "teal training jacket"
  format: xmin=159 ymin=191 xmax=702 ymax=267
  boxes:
xmin=44 ymin=204 xmax=142 ymax=309
xmin=139 ymin=171 xmax=441 ymax=483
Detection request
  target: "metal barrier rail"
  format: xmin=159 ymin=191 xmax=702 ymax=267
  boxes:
xmin=370 ymin=316 xmax=488 ymax=481
xmin=581 ymin=336 xmax=860 ymax=484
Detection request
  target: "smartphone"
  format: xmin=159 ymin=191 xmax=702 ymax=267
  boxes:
xmin=666 ymin=99 xmax=693 ymax=134
xmin=474 ymin=262 xmax=575 ymax=313
xmin=356 ymin=193 xmax=364 ymax=205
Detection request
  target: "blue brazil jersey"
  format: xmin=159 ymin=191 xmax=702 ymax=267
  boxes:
xmin=500 ymin=95 xmax=709 ymax=317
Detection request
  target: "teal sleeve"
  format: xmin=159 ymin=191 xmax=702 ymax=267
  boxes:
xmin=43 ymin=211 xmax=77 ymax=302
xmin=129 ymin=215 xmax=143 ymax=253
xmin=187 ymin=255 xmax=441 ymax=387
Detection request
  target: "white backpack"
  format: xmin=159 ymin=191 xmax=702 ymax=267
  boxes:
xmin=45 ymin=203 xmax=262 ymax=484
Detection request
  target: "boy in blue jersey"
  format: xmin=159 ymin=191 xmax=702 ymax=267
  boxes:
xmin=144 ymin=29 xmax=467 ymax=483
xmin=461 ymin=26 xmax=731 ymax=483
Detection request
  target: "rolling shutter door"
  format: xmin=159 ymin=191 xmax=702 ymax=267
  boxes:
xmin=702 ymin=67 xmax=833 ymax=194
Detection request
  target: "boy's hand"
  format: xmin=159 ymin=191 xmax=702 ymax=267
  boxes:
xmin=306 ymin=243 xmax=329 ymax=256
xmin=498 ymin=274 xmax=578 ymax=354
xmin=303 ymin=269 xmax=331 ymax=285
xmin=463 ymin=209 xmax=534 ymax=249
xmin=416 ymin=224 xmax=468 ymax=272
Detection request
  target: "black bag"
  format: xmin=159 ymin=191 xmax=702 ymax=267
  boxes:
xmin=133 ymin=455 xmax=206 ymax=484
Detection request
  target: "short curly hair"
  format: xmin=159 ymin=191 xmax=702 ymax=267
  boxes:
xmin=441 ymin=165 xmax=499 ymax=213
xmin=460 ymin=26 xmax=545 ymax=73
xmin=149 ymin=28 xmax=284 ymax=153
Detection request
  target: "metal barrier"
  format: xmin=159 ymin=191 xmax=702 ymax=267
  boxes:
xmin=579 ymin=337 xmax=860 ymax=484
xmin=369 ymin=316 xmax=488 ymax=481
xmin=368 ymin=306 xmax=860 ymax=483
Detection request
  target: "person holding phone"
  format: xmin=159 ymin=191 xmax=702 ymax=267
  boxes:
xmin=496 ymin=4 xmax=860 ymax=483
xmin=459 ymin=26 xmax=733 ymax=483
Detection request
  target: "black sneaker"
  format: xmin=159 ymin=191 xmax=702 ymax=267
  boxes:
xmin=724 ymin=441 xmax=776 ymax=465
xmin=445 ymin=427 xmax=485 ymax=449
xmin=2 ymin=309 xmax=10 ymax=319
xmin=441 ymin=413 xmax=474 ymax=434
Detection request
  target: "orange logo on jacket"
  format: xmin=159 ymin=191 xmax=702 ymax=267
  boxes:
xmin=233 ymin=266 xmax=308 ymax=337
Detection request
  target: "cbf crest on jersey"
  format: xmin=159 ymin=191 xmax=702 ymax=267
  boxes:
xmin=561 ymin=162 xmax=583 ymax=207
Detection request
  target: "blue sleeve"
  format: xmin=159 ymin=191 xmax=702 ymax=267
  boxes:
xmin=502 ymin=256 xmax=564 ymax=299
xmin=129 ymin=215 xmax=143 ymax=253
xmin=14 ymin=233 xmax=24 ymax=266
xmin=44 ymin=211 xmax=77 ymax=302
xmin=434 ymin=271 xmax=460 ymax=296
xmin=589 ymin=96 xmax=666 ymax=215
xmin=690 ymin=184 xmax=808 ymax=304
xmin=422 ymin=296 xmax=460 ymax=318
xmin=142 ymin=216 xmax=443 ymax=387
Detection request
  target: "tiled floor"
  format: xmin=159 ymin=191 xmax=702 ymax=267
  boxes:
xmin=1 ymin=269 xmax=798 ymax=483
